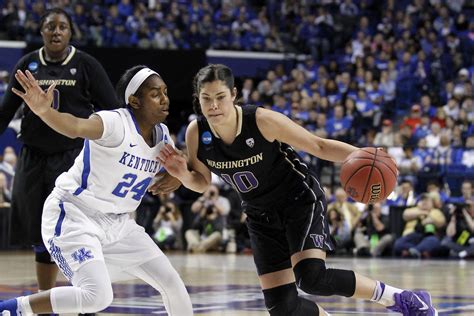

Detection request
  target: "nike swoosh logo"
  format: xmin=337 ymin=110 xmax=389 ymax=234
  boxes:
xmin=267 ymin=306 xmax=276 ymax=311
xmin=414 ymin=293 xmax=429 ymax=310
xmin=130 ymin=143 xmax=137 ymax=147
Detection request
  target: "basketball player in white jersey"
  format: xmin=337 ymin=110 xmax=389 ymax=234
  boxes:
xmin=0 ymin=66 xmax=193 ymax=315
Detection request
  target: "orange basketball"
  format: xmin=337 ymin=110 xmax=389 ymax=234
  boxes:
xmin=340 ymin=147 xmax=398 ymax=204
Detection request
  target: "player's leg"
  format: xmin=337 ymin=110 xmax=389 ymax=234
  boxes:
xmin=287 ymin=177 xmax=437 ymax=315
xmin=34 ymin=245 xmax=59 ymax=291
xmin=9 ymin=146 xmax=58 ymax=293
xmin=246 ymin=208 xmax=329 ymax=316
xmin=105 ymin=219 xmax=193 ymax=315
xmin=0 ymin=260 xmax=113 ymax=315
xmin=127 ymin=257 xmax=193 ymax=315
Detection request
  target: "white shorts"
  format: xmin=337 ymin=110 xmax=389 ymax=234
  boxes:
xmin=42 ymin=193 xmax=164 ymax=282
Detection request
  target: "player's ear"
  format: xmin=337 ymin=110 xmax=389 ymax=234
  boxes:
xmin=128 ymin=95 xmax=141 ymax=109
xmin=231 ymin=87 xmax=237 ymax=101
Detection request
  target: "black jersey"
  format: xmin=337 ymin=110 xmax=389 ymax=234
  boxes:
xmin=197 ymin=105 xmax=325 ymax=208
xmin=0 ymin=46 xmax=119 ymax=154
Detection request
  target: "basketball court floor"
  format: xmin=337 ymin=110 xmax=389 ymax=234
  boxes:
xmin=0 ymin=251 xmax=473 ymax=315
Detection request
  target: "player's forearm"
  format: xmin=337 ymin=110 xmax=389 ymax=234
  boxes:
xmin=179 ymin=170 xmax=210 ymax=193
xmin=38 ymin=108 xmax=85 ymax=139
xmin=317 ymin=138 xmax=358 ymax=163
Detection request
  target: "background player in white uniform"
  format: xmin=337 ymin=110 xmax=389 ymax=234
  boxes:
xmin=0 ymin=66 xmax=193 ymax=315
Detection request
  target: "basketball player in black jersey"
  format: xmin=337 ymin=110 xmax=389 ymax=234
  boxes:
xmin=159 ymin=64 xmax=437 ymax=316
xmin=0 ymin=8 xmax=119 ymax=301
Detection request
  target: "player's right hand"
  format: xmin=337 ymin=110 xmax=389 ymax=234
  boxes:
xmin=12 ymin=70 xmax=56 ymax=117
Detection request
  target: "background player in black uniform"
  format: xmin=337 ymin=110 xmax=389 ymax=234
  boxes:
xmin=0 ymin=8 xmax=119 ymax=295
xmin=159 ymin=64 xmax=438 ymax=316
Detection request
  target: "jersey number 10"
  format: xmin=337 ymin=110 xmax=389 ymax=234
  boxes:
xmin=221 ymin=171 xmax=259 ymax=193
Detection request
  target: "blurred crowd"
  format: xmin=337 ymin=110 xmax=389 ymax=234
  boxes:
xmin=1 ymin=0 xmax=474 ymax=258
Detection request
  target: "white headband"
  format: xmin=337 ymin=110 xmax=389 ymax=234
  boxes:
xmin=124 ymin=68 xmax=159 ymax=104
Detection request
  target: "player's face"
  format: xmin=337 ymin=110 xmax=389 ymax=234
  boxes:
xmin=41 ymin=13 xmax=72 ymax=54
xmin=140 ymin=75 xmax=169 ymax=123
xmin=199 ymin=80 xmax=236 ymax=125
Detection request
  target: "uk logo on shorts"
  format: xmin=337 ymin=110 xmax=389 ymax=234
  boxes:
xmin=309 ymin=234 xmax=324 ymax=248
xmin=202 ymin=131 xmax=212 ymax=144
xmin=72 ymin=247 xmax=94 ymax=264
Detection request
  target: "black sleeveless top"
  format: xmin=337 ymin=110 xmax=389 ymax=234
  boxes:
xmin=196 ymin=105 xmax=324 ymax=209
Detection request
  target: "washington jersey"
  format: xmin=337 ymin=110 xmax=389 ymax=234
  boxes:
xmin=54 ymin=108 xmax=172 ymax=214
xmin=196 ymin=105 xmax=324 ymax=208
xmin=0 ymin=46 xmax=119 ymax=154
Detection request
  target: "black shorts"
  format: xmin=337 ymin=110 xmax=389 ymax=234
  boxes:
xmin=245 ymin=178 xmax=334 ymax=276
xmin=10 ymin=145 xmax=82 ymax=246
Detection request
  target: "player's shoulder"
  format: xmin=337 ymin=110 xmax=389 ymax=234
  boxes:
xmin=16 ymin=50 xmax=40 ymax=69
xmin=73 ymin=48 xmax=101 ymax=65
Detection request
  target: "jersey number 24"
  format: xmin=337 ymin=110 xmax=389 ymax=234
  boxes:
xmin=112 ymin=173 xmax=152 ymax=201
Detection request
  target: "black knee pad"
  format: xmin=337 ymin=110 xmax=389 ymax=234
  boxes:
xmin=34 ymin=245 xmax=54 ymax=264
xmin=262 ymin=283 xmax=318 ymax=316
xmin=293 ymin=258 xmax=356 ymax=297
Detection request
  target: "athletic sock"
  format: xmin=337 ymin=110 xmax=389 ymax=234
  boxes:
xmin=370 ymin=281 xmax=403 ymax=306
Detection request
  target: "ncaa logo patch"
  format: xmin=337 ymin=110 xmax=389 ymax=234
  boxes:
xmin=202 ymin=131 xmax=212 ymax=145
xmin=246 ymin=138 xmax=254 ymax=148
xmin=28 ymin=62 xmax=39 ymax=72
xmin=70 ymin=68 xmax=77 ymax=75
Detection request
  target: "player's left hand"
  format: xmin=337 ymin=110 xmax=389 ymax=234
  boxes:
xmin=157 ymin=144 xmax=188 ymax=179
xmin=148 ymin=172 xmax=182 ymax=195
xmin=12 ymin=70 xmax=56 ymax=117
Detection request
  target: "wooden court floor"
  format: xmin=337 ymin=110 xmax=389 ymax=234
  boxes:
xmin=0 ymin=251 xmax=473 ymax=315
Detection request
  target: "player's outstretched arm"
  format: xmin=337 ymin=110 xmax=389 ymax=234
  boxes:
xmin=256 ymin=107 xmax=358 ymax=163
xmin=11 ymin=70 xmax=104 ymax=140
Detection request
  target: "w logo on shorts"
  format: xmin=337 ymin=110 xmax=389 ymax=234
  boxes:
xmin=72 ymin=247 xmax=94 ymax=264
xmin=309 ymin=234 xmax=324 ymax=248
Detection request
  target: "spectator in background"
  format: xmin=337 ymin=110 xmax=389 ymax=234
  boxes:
xmin=403 ymin=104 xmax=423 ymax=132
xmin=153 ymin=200 xmax=183 ymax=250
xmin=0 ymin=8 xmax=119 ymax=294
xmin=462 ymin=136 xmax=474 ymax=168
xmin=0 ymin=172 xmax=11 ymax=206
xmin=425 ymin=133 xmax=453 ymax=167
xmin=374 ymin=119 xmax=395 ymax=147
xmin=354 ymin=203 xmax=394 ymax=257
xmin=0 ymin=147 xmax=16 ymax=193
xmin=425 ymin=122 xmax=443 ymax=148
xmin=0 ymin=70 xmax=9 ymax=102
xmin=393 ymin=194 xmax=446 ymax=258
xmin=441 ymin=202 xmax=474 ymax=259
xmin=186 ymin=184 xmax=230 ymax=252
xmin=398 ymin=146 xmax=423 ymax=184
xmin=327 ymin=207 xmax=352 ymax=254
xmin=329 ymin=187 xmax=360 ymax=232
xmin=448 ymin=181 xmax=474 ymax=204
xmin=387 ymin=180 xmax=417 ymax=208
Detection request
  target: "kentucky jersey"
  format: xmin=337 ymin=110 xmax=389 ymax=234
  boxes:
xmin=197 ymin=105 xmax=324 ymax=208
xmin=54 ymin=108 xmax=172 ymax=214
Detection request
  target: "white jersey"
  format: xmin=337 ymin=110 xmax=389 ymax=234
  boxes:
xmin=54 ymin=108 xmax=173 ymax=214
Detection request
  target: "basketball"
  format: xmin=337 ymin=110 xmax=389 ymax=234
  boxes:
xmin=340 ymin=147 xmax=398 ymax=204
